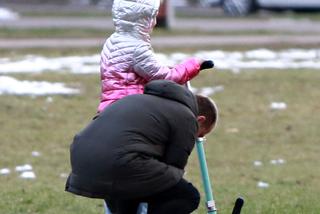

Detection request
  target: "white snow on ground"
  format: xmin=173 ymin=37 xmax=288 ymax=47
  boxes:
xmin=270 ymin=102 xmax=287 ymax=110
xmin=15 ymin=164 xmax=37 ymax=179
xmin=31 ymin=151 xmax=41 ymax=157
xmin=0 ymin=76 xmax=79 ymax=96
xmin=257 ymin=181 xmax=270 ymax=188
xmin=0 ymin=8 xmax=19 ymax=20
xmin=270 ymin=159 xmax=286 ymax=165
xmin=190 ymin=85 xmax=224 ymax=96
xmin=1 ymin=49 xmax=320 ymax=74
xmin=1 ymin=48 xmax=319 ymax=96
xmin=253 ymin=160 xmax=263 ymax=167
xmin=0 ymin=168 xmax=11 ymax=175
xmin=15 ymin=164 xmax=33 ymax=172
xmin=60 ymin=173 xmax=68 ymax=178
xmin=0 ymin=55 xmax=100 ymax=74
xmin=20 ymin=171 xmax=36 ymax=179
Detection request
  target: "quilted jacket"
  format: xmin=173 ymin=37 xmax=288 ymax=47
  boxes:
xmin=98 ymin=0 xmax=201 ymax=112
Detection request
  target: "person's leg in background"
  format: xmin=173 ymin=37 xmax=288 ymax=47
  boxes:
xmin=147 ymin=179 xmax=200 ymax=214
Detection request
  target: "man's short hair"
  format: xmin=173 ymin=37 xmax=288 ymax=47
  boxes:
xmin=196 ymin=95 xmax=218 ymax=129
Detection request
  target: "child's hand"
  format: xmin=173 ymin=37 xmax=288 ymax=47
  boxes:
xmin=200 ymin=60 xmax=214 ymax=70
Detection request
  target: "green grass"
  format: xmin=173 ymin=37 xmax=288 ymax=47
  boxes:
xmin=20 ymin=10 xmax=110 ymax=18
xmin=0 ymin=27 xmax=303 ymax=39
xmin=261 ymin=10 xmax=320 ymax=21
xmin=188 ymin=69 xmax=320 ymax=213
xmin=0 ymin=65 xmax=319 ymax=213
xmin=0 ymin=28 xmax=112 ymax=39
xmin=2 ymin=28 xmax=319 ymax=54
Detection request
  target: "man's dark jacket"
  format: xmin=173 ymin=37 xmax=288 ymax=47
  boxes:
xmin=65 ymin=80 xmax=199 ymax=199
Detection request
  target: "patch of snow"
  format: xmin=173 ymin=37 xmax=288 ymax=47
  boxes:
xmin=0 ymin=76 xmax=79 ymax=96
xmin=0 ymin=55 xmax=100 ymax=74
xmin=31 ymin=151 xmax=41 ymax=157
xmin=0 ymin=8 xmax=19 ymax=20
xmin=245 ymin=49 xmax=277 ymax=60
xmin=1 ymin=49 xmax=320 ymax=74
xmin=193 ymin=85 xmax=224 ymax=96
xmin=257 ymin=181 xmax=269 ymax=188
xmin=171 ymin=53 xmax=189 ymax=62
xmin=253 ymin=161 xmax=263 ymax=167
xmin=15 ymin=164 xmax=33 ymax=172
xmin=279 ymin=49 xmax=317 ymax=60
xmin=0 ymin=168 xmax=10 ymax=175
xmin=270 ymin=102 xmax=287 ymax=110
xmin=60 ymin=173 xmax=68 ymax=178
xmin=270 ymin=159 xmax=286 ymax=165
xmin=20 ymin=171 xmax=36 ymax=179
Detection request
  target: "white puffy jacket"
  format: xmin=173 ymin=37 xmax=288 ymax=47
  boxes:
xmin=98 ymin=0 xmax=201 ymax=112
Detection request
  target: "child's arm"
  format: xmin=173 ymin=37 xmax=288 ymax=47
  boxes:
xmin=133 ymin=43 xmax=201 ymax=84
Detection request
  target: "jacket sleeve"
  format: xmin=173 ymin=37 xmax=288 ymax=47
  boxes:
xmin=163 ymin=114 xmax=198 ymax=169
xmin=133 ymin=43 xmax=201 ymax=84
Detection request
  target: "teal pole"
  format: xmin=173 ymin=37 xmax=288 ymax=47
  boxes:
xmin=196 ymin=137 xmax=217 ymax=214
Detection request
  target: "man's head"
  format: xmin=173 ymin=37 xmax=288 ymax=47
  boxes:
xmin=196 ymin=95 xmax=218 ymax=137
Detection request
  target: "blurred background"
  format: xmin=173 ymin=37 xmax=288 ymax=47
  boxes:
xmin=0 ymin=0 xmax=320 ymax=214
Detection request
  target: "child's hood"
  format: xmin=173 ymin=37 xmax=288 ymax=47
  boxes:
xmin=112 ymin=0 xmax=160 ymax=42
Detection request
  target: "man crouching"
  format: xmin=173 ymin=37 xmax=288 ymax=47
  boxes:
xmin=65 ymin=80 xmax=218 ymax=214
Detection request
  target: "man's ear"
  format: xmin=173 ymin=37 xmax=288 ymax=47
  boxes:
xmin=197 ymin=115 xmax=206 ymax=123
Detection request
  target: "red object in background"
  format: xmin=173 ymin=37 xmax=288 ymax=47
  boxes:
xmin=156 ymin=0 xmax=167 ymax=28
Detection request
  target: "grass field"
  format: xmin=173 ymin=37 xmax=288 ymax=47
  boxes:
xmin=0 ymin=27 xmax=303 ymax=40
xmin=0 ymin=47 xmax=319 ymax=214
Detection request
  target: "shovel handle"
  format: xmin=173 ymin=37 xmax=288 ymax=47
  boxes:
xmin=196 ymin=138 xmax=217 ymax=214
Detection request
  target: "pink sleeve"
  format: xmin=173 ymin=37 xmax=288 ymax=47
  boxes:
xmin=159 ymin=58 xmax=201 ymax=84
xmin=133 ymin=44 xmax=201 ymax=85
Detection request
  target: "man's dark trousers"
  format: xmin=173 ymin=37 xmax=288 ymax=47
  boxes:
xmin=105 ymin=179 xmax=200 ymax=214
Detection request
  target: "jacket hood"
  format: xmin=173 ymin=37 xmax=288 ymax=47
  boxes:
xmin=144 ymin=80 xmax=199 ymax=116
xmin=112 ymin=0 xmax=160 ymax=42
